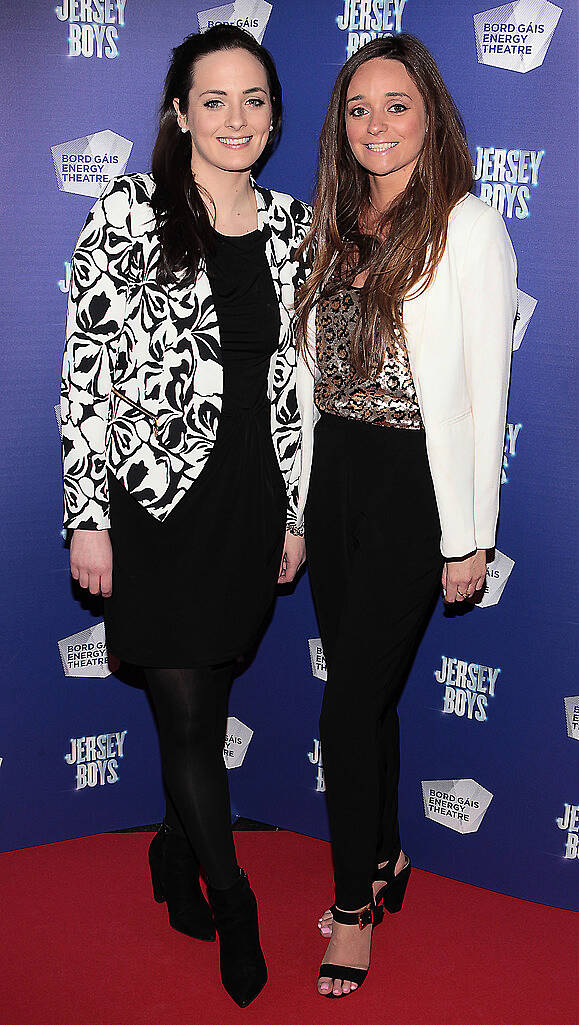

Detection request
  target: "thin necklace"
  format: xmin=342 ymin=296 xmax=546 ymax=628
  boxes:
xmin=368 ymin=196 xmax=386 ymax=215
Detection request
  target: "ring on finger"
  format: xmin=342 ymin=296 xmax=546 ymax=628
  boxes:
xmin=456 ymin=588 xmax=470 ymax=598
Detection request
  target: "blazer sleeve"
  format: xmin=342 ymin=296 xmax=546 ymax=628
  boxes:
xmin=459 ymin=205 xmax=517 ymax=550
xmin=294 ymin=308 xmax=320 ymax=532
xmin=280 ymin=199 xmax=313 ymax=530
xmin=60 ymin=179 xmax=130 ymax=530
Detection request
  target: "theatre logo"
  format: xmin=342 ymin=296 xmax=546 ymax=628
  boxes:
xmin=435 ymin=655 xmax=500 ymax=723
xmin=223 ymin=717 xmax=253 ymax=769
xmin=55 ymin=0 xmax=127 ymax=59
xmin=502 ymin=422 xmax=522 ymax=485
xmin=564 ymin=697 xmax=579 ymax=742
xmin=58 ymin=262 xmax=72 ymax=294
xmin=513 ymin=288 xmax=537 ymax=351
xmin=337 ymin=0 xmax=408 ymax=58
xmin=58 ymin=621 xmax=114 ymax=679
xmin=465 ymin=548 xmax=514 ymax=609
xmin=308 ymin=638 xmax=327 ymax=682
xmin=422 ymin=778 xmax=493 ymax=834
xmin=473 ymin=1 xmax=562 ymax=73
xmin=557 ymin=802 xmax=579 ymax=859
xmin=198 ymin=1 xmax=272 ymax=43
xmin=308 ymin=739 xmax=325 ymax=793
xmin=65 ymin=730 xmax=127 ymax=790
xmin=51 ymin=130 xmax=132 ymax=199
xmin=473 ymin=146 xmax=544 ymax=219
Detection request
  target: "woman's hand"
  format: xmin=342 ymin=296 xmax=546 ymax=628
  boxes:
xmin=70 ymin=529 xmax=113 ymax=597
xmin=278 ymin=531 xmax=306 ymax=584
xmin=442 ymin=549 xmax=487 ymax=603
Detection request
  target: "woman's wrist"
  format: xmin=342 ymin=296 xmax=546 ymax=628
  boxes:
xmin=287 ymin=523 xmax=305 ymax=537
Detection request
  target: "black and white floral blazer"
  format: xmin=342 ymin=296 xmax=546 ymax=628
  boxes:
xmin=61 ymin=173 xmax=311 ymax=530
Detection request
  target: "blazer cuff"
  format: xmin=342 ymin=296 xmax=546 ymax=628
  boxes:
xmin=63 ymin=511 xmax=111 ymax=531
xmin=440 ymin=533 xmax=476 ymax=560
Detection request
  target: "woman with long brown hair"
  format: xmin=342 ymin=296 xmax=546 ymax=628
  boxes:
xmin=61 ymin=25 xmax=309 ymax=1007
xmin=294 ymin=34 xmax=517 ymax=997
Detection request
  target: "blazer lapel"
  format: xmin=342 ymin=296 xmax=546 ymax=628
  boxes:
xmin=402 ymin=284 xmax=428 ymax=366
xmin=256 ymin=186 xmax=286 ymax=348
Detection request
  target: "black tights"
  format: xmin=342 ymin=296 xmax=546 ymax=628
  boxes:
xmin=145 ymin=664 xmax=239 ymax=890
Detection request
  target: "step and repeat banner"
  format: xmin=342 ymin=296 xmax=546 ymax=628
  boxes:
xmin=1 ymin=0 xmax=577 ymax=912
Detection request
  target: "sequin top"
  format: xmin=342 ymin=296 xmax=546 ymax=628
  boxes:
xmin=314 ymin=287 xmax=423 ymax=429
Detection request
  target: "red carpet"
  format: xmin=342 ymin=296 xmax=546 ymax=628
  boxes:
xmin=0 ymin=830 xmax=575 ymax=1025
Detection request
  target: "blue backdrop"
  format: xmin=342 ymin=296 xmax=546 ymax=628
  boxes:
xmin=1 ymin=0 xmax=577 ymax=913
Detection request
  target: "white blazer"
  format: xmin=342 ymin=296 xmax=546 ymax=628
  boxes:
xmin=295 ymin=193 xmax=518 ymax=559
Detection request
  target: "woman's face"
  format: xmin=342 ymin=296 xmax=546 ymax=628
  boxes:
xmin=174 ymin=48 xmax=272 ymax=175
xmin=345 ymin=58 xmax=426 ymax=192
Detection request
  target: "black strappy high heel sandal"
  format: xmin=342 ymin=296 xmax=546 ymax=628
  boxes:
xmin=318 ymin=902 xmax=383 ymax=998
xmin=374 ymin=847 xmax=412 ymax=913
xmin=317 ymin=850 xmax=411 ymax=936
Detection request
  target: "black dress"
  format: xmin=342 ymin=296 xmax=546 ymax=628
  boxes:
xmin=104 ymin=228 xmax=287 ymax=667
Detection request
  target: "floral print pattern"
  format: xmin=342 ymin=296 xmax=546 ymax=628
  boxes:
xmin=61 ymin=173 xmax=311 ymax=529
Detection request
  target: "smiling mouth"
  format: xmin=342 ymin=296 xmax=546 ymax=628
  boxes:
xmin=217 ymin=136 xmax=252 ymax=148
xmin=366 ymin=141 xmax=398 ymax=152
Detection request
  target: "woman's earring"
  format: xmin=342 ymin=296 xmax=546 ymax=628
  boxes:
xmin=180 ymin=125 xmax=188 ymax=134
xmin=269 ymin=124 xmax=274 ymax=133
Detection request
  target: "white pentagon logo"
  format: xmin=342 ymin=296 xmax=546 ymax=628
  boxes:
xmin=308 ymin=638 xmax=327 ymax=681
xmin=470 ymin=548 xmax=514 ymax=608
xmin=51 ymin=129 xmax=132 ymax=198
xmin=223 ymin=716 xmax=254 ymax=769
xmin=58 ymin=621 xmax=113 ymax=678
xmin=474 ymin=1 xmax=562 ymax=73
xmin=513 ymin=289 xmax=537 ymax=351
xmin=422 ymin=778 xmax=493 ymax=834
xmin=564 ymin=697 xmax=579 ymax=742
xmin=198 ymin=1 xmax=273 ymax=43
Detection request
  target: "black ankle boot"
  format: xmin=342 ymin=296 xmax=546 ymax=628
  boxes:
xmin=148 ymin=823 xmax=216 ymax=941
xmin=207 ymin=869 xmax=267 ymax=1007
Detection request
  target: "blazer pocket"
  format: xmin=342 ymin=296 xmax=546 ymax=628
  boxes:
xmin=110 ymin=387 xmax=159 ymax=438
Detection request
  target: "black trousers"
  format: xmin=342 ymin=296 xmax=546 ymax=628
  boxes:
xmin=305 ymin=413 xmax=443 ymax=910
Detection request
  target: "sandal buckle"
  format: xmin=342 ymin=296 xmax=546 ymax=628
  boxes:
xmin=357 ymin=906 xmax=373 ymax=929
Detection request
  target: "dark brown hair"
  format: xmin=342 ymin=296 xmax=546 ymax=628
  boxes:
xmin=151 ymin=25 xmax=282 ymax=285
xmin=296 ymin=34 xmax=472 ymax=374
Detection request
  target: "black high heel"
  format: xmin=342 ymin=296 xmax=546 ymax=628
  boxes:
xmin=374 ymin=847 xmax=412 ymax=913
xmin=207 ymin=869 xmax=267 ymax=1008
xmin=318 ymin=902 xmax=382 ymax=998
xmin=148 ymin=823 xmax=216 ymax=941
xmin=317 ymin=851 xmax=411 ymax=936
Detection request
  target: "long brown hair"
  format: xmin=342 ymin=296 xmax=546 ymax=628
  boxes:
xmin=151 ymin=25 xmax=282 ymax=285
xmin=296 ymin=34 xmax=472 ymax=374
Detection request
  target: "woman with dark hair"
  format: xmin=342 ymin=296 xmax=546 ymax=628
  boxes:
xmin=294 ymin=34 xmax=517 ymax=997
xmin=61 ymin=25 xmax=309 ymax=1007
